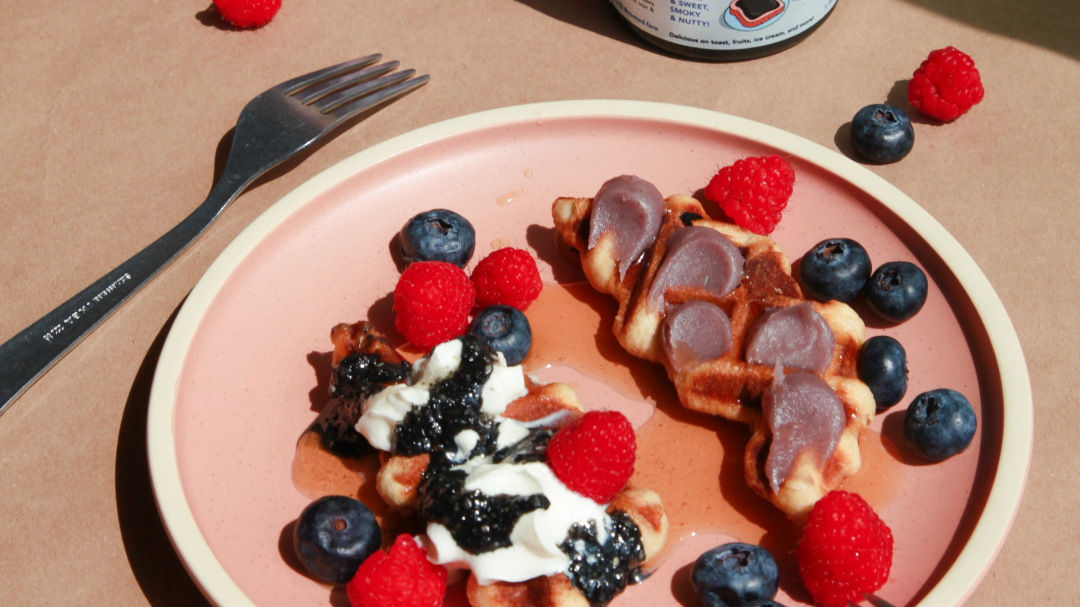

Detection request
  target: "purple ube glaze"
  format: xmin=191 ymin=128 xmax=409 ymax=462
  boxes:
xmin=589 ymin=175 xmax=665 ymax=280
xmin=761 ymin=370 xmax=846 ymax=493
xmin=745 ymin=303 xmax=835 ymax=374
xmin=646 ymin=227 xmax=744 ymax=313
xmin=662 ymin=301 xmax=733 ymax=373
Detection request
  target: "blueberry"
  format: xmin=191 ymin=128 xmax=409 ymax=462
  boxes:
xmin=399 ymin=209 xmax=476 ymax=268
xmin=467 ymin=305 xmax=532 ymax=366
xmin=293 ymin=495 xmax=381 ymax=584
xmin=691 ymin=543 xmax=779 ymax=607
xmin=904 ymin=389 xmax=977 ymax=461
xmin=799 ymin=238 xmax=872 ymax=303
xmin=858 ymin=336 xmax=909 ymax=412
xmin=850 ymin=104 xmax=914 ymax=164
xmin=866 ymin=261 xmax=928 ymax=323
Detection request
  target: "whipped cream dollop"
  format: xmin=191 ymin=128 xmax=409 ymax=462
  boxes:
xmin=355 ymin=337 xmax=624 ymax=588
xmin=426 ymin=458 xmax=611 ymax=584
xmin=357 ymin=339 xmax=528 ymax=451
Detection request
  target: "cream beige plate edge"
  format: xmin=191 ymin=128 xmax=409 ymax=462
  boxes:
xmin=145 ymin=99 xmax=1034 ymax=607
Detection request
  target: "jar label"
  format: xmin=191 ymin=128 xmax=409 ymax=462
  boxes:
xmin=611 ymin=0 xmax=836 ymax=51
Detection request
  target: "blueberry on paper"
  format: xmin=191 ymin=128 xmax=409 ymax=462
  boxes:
xmin=691 ymin=542 xmax=780 ymax=607
xmin=850 ymin=104 xmax=915 ymax=164
xmin=866 ymin=261 xmax=928 ymax=323
xmin=293 ymin=495 xmax=382 ymax=584
xmin=904 ymin=389 xmax=977 ymax=461
xmin=799 ymin=238 xmax=872 ymax=303
xmin=858 ymin=336 xmax=909 ymax=412
xmin=467 ymin=305 xmax=533 ymax=366
xmin=399 ymin=209 xmax=476 ymax=268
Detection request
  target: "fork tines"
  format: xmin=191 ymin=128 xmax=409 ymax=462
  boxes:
xmin=279 ymin=54 xmax=429 ymax=118
xmin=279 ymin=54 xmax=382 ymax=95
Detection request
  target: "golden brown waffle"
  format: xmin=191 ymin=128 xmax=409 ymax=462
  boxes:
xmin=321 ymin=322 xmax=669 ymax=607
xmin=552 ymin=193 xmax=875 ymax=522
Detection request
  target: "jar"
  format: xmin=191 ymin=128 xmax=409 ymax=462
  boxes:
xmin=610 ymin=0 xmax=837 ymax=61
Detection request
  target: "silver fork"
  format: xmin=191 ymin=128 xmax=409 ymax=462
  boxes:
xmin=0 ymin=54 xmax=429 ymax=417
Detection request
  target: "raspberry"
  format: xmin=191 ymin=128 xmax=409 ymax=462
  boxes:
xmin=547 ymin=410 xmax=636 ymax=504
xmin=394 ymin=261 xmax=475 ymax=349
xmin=796 ymin=491 xmax=893 ymax=607
xmin=908 ymin=47 xmax=984 ymax=121
xmin=470 ymin=247 xmax=543 ymax=311
xmin=213 ymin=0 xmax=281 ymax=28
xmin=347 ymin=534 xmax=447 ymax=607
xmin=704 ymin=155 xmax=794 ymax=235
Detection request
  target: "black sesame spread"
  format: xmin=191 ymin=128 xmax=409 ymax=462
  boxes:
xmin=559 ymin=513 xmax=646 ymax=606
xmin=418 ymin=467 xmax=550 ymax=555
xmin=311 ymin=399 xmax=372 ymax=458
xmin=392 ymin=335 xmax=501 ymax=464
xmin=357 ymin=335 xmax=647 ymax=605
xmin=393 ymin=335 xmax=554 ymax=555
xmin=492 ymin=428 xmax=555 ymax=465
xmin=318 ymin=353 xmax=411 ymax=457
xmin=331 ymin=353 xmax=412 ymax=401
xmin=577 ymin=217 xmax=591 ymax=247
xmin=679 ymin=212 xmax=704 ymax=227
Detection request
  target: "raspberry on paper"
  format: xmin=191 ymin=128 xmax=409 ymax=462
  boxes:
xmin=394 ymin=261 xmax=475 ymax=349
xmin=908 ymin=46 xmax=984 ymax=121
xmin=347 ymin=534 xmax=447 ymax=607
xmin=796 ymin=491 xmax=893 ymax=607
xmin=547 ymin=410 xmax=636 ymax=504
xmin=703 ymin=155 xmax=795 ymax=235
xmin=471 ymin=247 xmax=543 ymax=311
xmin=213 ymin=0 xmax=281 ymax=28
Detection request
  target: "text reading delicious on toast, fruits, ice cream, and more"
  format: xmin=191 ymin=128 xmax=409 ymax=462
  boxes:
xmin=611 ymin=0 xmax=836 ymax=51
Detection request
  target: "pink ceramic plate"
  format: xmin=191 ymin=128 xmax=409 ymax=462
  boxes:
xmin=147 ymin=100 xmax=1032 ymax=607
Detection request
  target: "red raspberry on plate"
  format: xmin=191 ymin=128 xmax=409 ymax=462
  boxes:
xmin=394 ymin=261 xmax=475 ymax=349
xmin=547 ymin=410 xmax=636 ymax=504
xmin=471 ymin=247 xmax=543 ymax=311
xmin=213 ymin=0 xmax=281 ymax=28
xmin=347 ymin=534 xmax=447 ymax=607
xmin=796 ymin=490 xmax=894 ymax=607
xmin=907 ymin=46 xmax=984 ymax=121
xmin=704 ymin=155 xmax=794 ymax=235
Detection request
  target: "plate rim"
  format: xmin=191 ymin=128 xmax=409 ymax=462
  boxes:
xmin=146 ymin=99 xmax=1034 ymax=607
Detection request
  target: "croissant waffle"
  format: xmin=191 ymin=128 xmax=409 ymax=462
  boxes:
xmin=552 ymin=193 xmax=875 ymax=522
xmin=323 ymin=322 xmax=669 ymax=607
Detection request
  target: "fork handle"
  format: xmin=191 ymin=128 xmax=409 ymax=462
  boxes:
xmin=0 ymin=169 xmax=251 ymax=417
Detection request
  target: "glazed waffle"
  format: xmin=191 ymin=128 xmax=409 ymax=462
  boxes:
xmin=318 ymin=322 xmax=669 ymax=607
xmin=552 ymin=193 xmax=875 ymax=522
